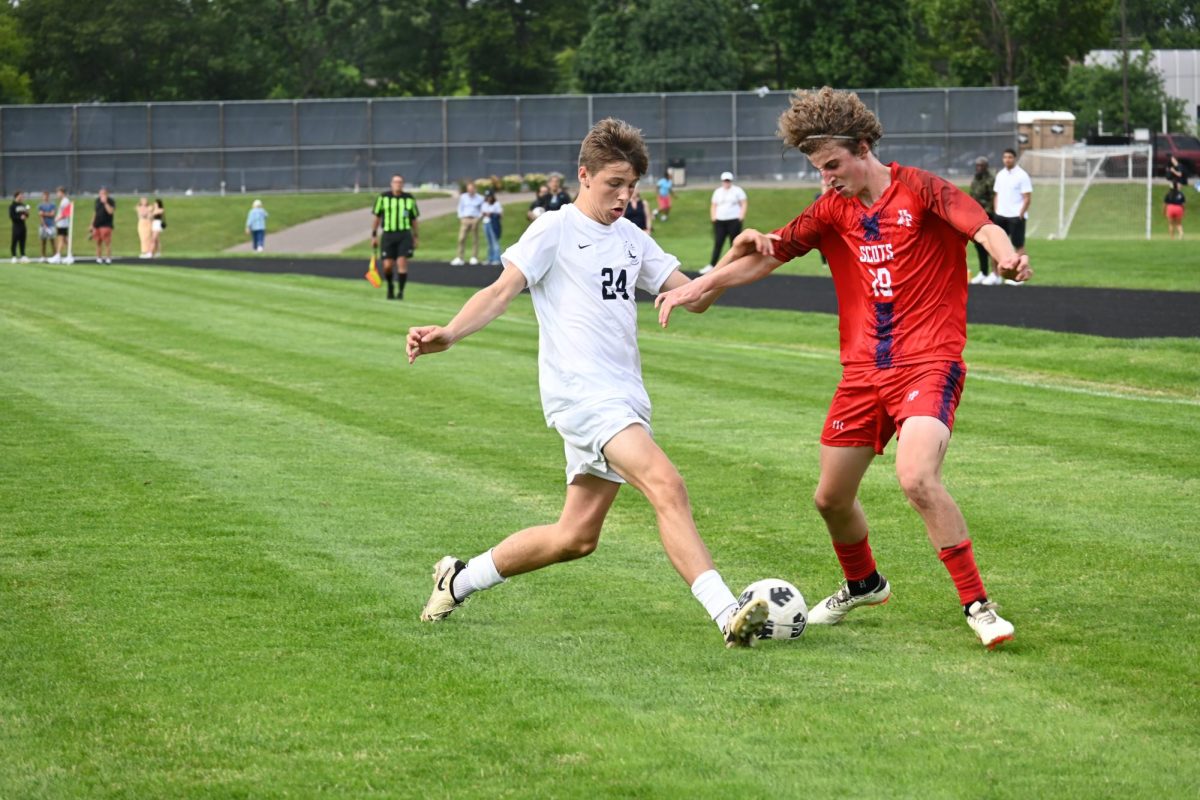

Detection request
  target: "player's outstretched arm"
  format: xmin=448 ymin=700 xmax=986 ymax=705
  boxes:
xmin=654 ymin=229 xmax=781 ymax=328
xmin=974 ymin=224 xmax=1033 ymax=282
xmin=407 ymin=263 xmax=527 ymax=364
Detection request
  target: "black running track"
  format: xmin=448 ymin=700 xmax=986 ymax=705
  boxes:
xmin=163 ymin=257 xmax=1200 ymax=339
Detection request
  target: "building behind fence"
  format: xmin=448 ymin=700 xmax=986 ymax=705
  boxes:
xmin=0 ymin=88 xmax=1017 ymax=195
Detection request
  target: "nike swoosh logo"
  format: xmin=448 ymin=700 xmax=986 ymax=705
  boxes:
xmin=577 ymin=243 xmax=592 ymax=249
xmin=437 ymin=572 xmax=449 ymax=591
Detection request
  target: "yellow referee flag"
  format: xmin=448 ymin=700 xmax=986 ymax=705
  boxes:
xmin=365 ymin=255 xmax=382 ymax=288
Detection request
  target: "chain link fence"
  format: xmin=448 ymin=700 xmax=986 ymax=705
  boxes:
xmin=0 ymin=88 xmax=1016 ymax=195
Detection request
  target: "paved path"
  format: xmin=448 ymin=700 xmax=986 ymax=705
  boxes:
xmin=225 ymin=192 xmax=527 ymax=255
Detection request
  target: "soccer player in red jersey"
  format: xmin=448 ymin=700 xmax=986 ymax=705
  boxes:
xmin=655 ymin=87 xmax=1031 ymax=649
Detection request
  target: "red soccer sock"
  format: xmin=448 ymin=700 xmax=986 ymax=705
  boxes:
xmin=832 ymin=536 xmax=878 ymax=582
xmin=938 ymin=539 xmax=987 ymax=606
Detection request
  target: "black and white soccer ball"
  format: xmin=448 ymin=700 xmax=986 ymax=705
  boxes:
xmin=739 ymin=578 xmax=808 ymax=640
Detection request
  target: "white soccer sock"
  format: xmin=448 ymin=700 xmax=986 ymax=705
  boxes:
xmin=451 ymin=548 xmax=505 ymax=601
xmin=690 ymin=569 xmax=739 ymax=631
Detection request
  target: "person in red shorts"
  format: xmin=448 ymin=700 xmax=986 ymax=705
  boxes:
xmin=1164 ymin=182 xmax=1186 ymax=240
xmin=655 ymin=87 xmax=1032 ymax=649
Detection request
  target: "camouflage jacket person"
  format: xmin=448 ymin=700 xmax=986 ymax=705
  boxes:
xmin=969 ymin=164 xmax=995 ymax=212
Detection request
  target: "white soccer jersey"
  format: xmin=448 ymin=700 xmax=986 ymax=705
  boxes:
xmin=993 ymin=166 xmax=1032 ymax=218
xmin=502 ymin=203 xmax=680 ymax=426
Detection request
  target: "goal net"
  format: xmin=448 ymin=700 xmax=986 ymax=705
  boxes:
xmin=1018 ymin=144 xmax=1153 ymax=240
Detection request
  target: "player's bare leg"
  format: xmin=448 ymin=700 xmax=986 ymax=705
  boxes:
xmin=895 ymin=416 xmax=1013 ymax=648
xmin=420 ymin=476 xmax=618 ymax=621
xmin=602 ymin=424 xmax=767 ymax=646
xmin=809 ymin=445 xmax=892 ymax=624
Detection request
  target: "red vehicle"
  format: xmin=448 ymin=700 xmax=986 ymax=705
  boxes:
xmin=1154 ymin=133 xmax=1200 ymax=178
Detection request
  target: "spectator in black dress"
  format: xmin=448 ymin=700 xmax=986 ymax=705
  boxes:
xmin=9 ymin=190 xmax=30 ymax=263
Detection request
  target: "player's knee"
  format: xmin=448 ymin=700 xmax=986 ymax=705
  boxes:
xmin=897 ymin=469 xmax=940 ymax=508
xmin=813 ymin=488 xmax=854 ymax=518
xmin=641 ymin=468 xmax=690 ymax=514
xmin=556 ymin=529 xmax=600 ymax=561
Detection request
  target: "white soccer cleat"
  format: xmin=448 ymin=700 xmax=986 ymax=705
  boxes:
xmin=420 ymin=556 xmax=467 ymax=622
xmin=965 ymin=600 xmax=1014 ymax=649
xmin=468 ymin=257 xmax=479 ymax=265
xmin=449 ymin=257 xmax=464 ymax=266
xmin=20 ymin=256 xmax=30 ymax=263
xmin=969 ymin=271 xmax=987 ymax=285
xmin=807 ymin=577 xmax=892 ymax=625
xmin=723 ymin=596 xmax=769 ymax=648
xmin=47 ymin=255 xmax=61 ymax=264
xmin=983 ymin=272 xmax=1003 ymax=286
xmin=1003 ymin=278 xmax=1025 ymax=286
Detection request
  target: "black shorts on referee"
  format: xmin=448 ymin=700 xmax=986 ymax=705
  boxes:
xmin=381 ymin=231 xmax=414 ymax=260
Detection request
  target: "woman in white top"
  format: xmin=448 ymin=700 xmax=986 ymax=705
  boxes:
xmin=409 ymin=118 xmax=769 ymax=648
xmin=481 ymin=190 xmax=503 ymax=266
xmin=704 ymin=171 xmax=747 ymax=272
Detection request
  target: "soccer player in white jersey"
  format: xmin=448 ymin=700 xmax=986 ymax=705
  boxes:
xmin=408 ymin=118 xmax=769 ymax=648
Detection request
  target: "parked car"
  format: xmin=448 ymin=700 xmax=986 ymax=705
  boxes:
xmin=1154 ymin=133 xmax=1200 ymax=178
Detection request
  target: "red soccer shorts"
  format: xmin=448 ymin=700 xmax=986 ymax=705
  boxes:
xmin=821 ymin=361 xmax=967 ymax=454
xmin=1166 ymin=205 xmax=1184 ymax=221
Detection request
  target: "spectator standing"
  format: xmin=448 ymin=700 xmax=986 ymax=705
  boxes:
xmin=701 ymin=171 xmax=747 ymax=273
xmin=992 ymin=148 xmax=1031 ymax=284
xmin=48 ymin=187 xmax=73 ymax=264
xmin=545 ymin=174 xmax=572 ymax=212
xmin=89 ymin=187 xmax=116 ymax=264
xmin=451 ymin=181 xmax=485 ymax=266
xmin=624 ymin=187 xmax=652 ymax=234
xmin=246 ymin=199 xmax=268 ymax=252
xmin=655 ymin=170 xmax=674 ymax=221
xmin=1168 ymin=155 xmax=1187 ymax=187
xmin=371 ymin=174 xmax=420 ymax=299
xmin=527 ymin=184 xmax=551 ymax=221
xmin=9 ymin=190 xmax=30 ymax=263
xmin=37 ymin=191 xmax=56 ymax=261
xmin=481 ymin=190 xmax=504 ymax=266
xmin=968 ymin=156 xmax=998 ymax=285
xmin=136 ymin=197 xmax=154 ymax=258
xmin=150 ymin=199 xmax=165 ymax=257
xmin=1164 ymin=182 xmax=1186 ymax=240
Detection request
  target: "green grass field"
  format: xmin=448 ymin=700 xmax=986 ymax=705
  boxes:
xmin=345 ymin=184 xmax=1200 ymax=293
xmin=2 ymin=264 xmax=1197 ymax=798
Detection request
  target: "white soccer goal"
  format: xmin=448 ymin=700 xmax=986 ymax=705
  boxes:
xmin=1018 ymin=144 xmax=1153 ymax=240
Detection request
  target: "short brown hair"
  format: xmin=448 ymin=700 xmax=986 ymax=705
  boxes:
xmin=777 ymin=87 xmax=883 ymax=155
xmin=578 ymin=118 xmax=649 ymax=177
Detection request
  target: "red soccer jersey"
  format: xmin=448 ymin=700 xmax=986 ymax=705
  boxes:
xmin=772 ymin=163 xmax=990 ymax=370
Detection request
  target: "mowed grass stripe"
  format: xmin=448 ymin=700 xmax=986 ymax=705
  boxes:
xmin=2 ymin=267 xmax=1198 ymax=797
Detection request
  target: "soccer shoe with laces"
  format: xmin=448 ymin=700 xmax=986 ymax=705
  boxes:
xmin=420 ymin=556 xmax=467 ymax=621
xmin=807 ymin=577 xmax=892 ymax=625
xmin=723 ymin=596 xmax=769 ymax=648
xmin=965 ymin=600 xmax=1014 ymax=649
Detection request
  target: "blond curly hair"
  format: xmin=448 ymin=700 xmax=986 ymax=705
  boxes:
xmin=777 ymin=87 xmax=884 ymax=155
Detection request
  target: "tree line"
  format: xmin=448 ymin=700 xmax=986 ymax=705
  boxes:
xmin=1 ymin=0 xmax=1196 ymax=132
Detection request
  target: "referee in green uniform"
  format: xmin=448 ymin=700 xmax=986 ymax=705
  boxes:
xmin=371 ymin=174 xmax=420 ymax=300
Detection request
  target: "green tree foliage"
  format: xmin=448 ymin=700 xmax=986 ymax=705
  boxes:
xmin=777 ymin=0 xmax=914 ymax=89
xmin=575 ymin=0 xmax=741 ymax=93
xmin=1117 ymin=0 xmax=1200 ymax=49
xmin=0 ymin=4 xmax=32 ymax=104
xmin=912 ymin=0 xmax=1112 ymax=108
xmin=1064 ymin=49 xmax=1189 ymax=135
xmin=456 ymin=0 xmax=590 ymax=96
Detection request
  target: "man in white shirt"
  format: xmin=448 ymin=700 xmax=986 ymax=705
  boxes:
xmin=992 ymin=148 xmax=1032 ymax=281
xmin=409 ymin=118 xmax=769 ymax=648
xmin=702 ymin=171 xmax=748 ymax=273
xmin=451 ymin=181 xmax=485 ymax=266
